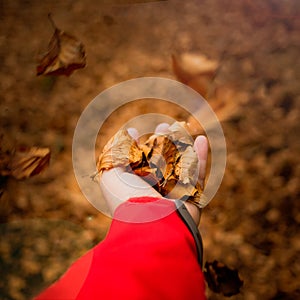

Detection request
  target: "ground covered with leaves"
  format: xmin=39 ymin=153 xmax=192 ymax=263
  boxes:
xmin=0 ymin=0 xmax=300 ymax=299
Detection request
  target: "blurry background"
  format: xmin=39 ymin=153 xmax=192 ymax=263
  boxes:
xmin=0 ymin=0 xmax=299 ymax=299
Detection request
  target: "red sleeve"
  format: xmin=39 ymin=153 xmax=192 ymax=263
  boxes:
xmin=34 ymin=197 xmax=206 ymax=300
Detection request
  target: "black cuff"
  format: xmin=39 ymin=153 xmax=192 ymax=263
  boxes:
xmin=175 ymin=200 xmax=203 ymax=268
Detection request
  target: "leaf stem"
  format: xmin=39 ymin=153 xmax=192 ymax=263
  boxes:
xmin=48 ymin=13 xmax=58 ymax=30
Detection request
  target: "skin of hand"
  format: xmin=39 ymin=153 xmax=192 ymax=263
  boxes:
xmin=99 ymin=123 xmax=208 ymax=226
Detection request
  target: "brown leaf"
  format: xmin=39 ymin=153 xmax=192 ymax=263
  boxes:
xmin=37 ymin=14 xmax=86 ymax=76
xmin=172 ymin=53 xmax=218 ymax=97
xmin=204 ymin=260 xmax=243 ymax=297
xmin=97 ymin=129 xmax=143 ymax=174
xmin=175 ymin=146 xmax=198 ymax=185
xmin=167 ymin=121 xmax=195 ymax=146
xmin=144 ymin=135 xmax=178 ymax=182
xmin=9 ymin=146 xmax=51 ymax=180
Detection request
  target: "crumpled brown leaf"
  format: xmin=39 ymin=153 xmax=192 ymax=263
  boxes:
xmin=97 ymin=121 xmax=203 ymax=207
xmin=0 ymin=146 xmax=51 ymax=180
xmin=37 ymin=14 xmax=86 ymax=76
xmin=204 ymin=260 xmax=243 ymax=297
xmin=97 ymin=129 xmax=143 ymax=173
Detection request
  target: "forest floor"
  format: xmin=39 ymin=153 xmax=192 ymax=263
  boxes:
xmin=0 ymin=0 xmax=300 ymax=299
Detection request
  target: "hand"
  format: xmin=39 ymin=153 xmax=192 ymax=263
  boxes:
xmin=99 ymin=123 xmax=208 ymax=226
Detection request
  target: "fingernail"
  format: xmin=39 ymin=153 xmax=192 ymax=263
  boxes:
xmin=155 ymin=123 xmax=170 ymax=134
xmin=127 ymin=128 xmax=139 ymax=141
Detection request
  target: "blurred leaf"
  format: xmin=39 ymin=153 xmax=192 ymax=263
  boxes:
xmin=172 ymin=52 xmax=218 ymax=97
xmin=0 ymin=146 xmax=51 ymax=181
xmin=37 ymin=14 xmax=86 ymax=76
xmin=204 ymin=260 xmax=243 ymax=297
xmin=10 ymin=146 xmax=51 ymax=180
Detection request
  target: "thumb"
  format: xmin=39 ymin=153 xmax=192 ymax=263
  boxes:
xmin=193 ymin=135 xmax=208 ymax=189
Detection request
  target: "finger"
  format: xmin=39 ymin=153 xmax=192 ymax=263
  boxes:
xmin=154 ymin=123 xmax=170 ymax=135
xmin=193 ymin=135 xmax=208 ymax=189
xmin=127 ymin=127 xmax=139 ymax=141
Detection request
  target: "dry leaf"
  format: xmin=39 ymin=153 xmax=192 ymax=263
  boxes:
xmin=167 ymin=121 xmax=195 ymax=146
xmin=172 ymin=53 xmax=218 ymax=83
xmin=9 ymin=146 xmax=51 ymax=180
xmin=204 ymin=260 xmax=243 ymax=297
xmin=97 ymin=122 xmax=203 ymax=207
xmin=97 ymin=129 xmax=143 ymax=173
xmin=172 ymin=53 xmax=218 ymax=97
xmin=0 ymin=146 xmax=50 ymax=181
xmin=163 ymin=180 xmax=201 ymax=203
xmin=37 ymin=14 xmax=86 ymax=76
xmin=143 ymin=135 xmax=178 ymax=182
xmin=175 ymin=146 xmax=198 ymax=185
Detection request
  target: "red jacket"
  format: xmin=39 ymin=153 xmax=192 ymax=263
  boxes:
xmin=34 ymin=197 xmax=206 ymax=299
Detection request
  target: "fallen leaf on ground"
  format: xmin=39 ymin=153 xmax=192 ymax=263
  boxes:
xmin=37 ymin=14 xmax=86 ymax=76
xmin=204 ymin=260 xmax=243 ymax=297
